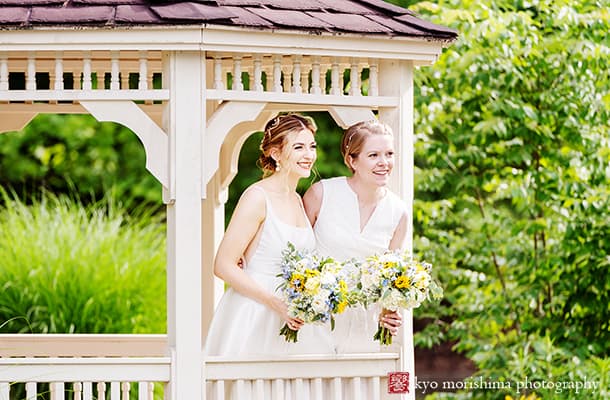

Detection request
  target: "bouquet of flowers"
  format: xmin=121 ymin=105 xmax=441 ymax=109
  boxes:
xmin=277 ymin=242 xmax=357 ymax=342
xmin=360 ymin=250 xmax=443 ymax=345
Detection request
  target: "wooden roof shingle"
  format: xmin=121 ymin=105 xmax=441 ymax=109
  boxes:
xmin=0 ymin=0 xmax=458 ymax=42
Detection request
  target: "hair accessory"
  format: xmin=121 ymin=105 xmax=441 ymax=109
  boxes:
xmin=345 ymin=131 xmax=357 ymax=151
xmin=264 ymin=116 xmax=281 ymax=138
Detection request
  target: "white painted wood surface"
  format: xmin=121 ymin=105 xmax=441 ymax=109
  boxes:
xmin=164 ymin=51 xmax=204 ymax=400
xmin=379 ymin=59 xmax=416 ymax=400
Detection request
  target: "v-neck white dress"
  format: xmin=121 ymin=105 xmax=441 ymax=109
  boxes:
xmin=313 ymin=176 xmax=407 ymax=353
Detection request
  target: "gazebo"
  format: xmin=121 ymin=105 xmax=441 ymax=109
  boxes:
xmin=0 ymin=1 xmax=457 ymax=399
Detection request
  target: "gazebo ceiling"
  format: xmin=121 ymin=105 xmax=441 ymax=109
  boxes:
xmin=0 ymin=0 xmax=457 ymax=42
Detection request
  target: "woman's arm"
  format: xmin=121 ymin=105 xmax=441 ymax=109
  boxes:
xmin=214 ymin=187 xmax=302 ymax=327
xmin=302 ymin=181 xmax=323 ymax=226
xmin=389 ymin=212 xmax=408 ymax=251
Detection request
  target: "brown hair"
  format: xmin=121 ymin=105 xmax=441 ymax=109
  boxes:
xmin=341 ymin=120 xmax=393 ymax=172
xmin=258 ymin=113 xmax=317 ymax=177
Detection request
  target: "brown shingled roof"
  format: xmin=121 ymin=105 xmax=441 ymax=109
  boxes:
xmin=0 ymin=0 xmax=458 ymax=41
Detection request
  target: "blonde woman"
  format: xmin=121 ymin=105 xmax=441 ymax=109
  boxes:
xmin=304 ymin=120 xmax=406 ymax=350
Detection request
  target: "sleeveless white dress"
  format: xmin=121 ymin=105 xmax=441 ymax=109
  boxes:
xmin=313 ymin=177 xmax=407 ymax=399
xmin=205 ymin=187 xmax=333 ymax=399
xmin=314 ymin=177 xmax=407 ymax=353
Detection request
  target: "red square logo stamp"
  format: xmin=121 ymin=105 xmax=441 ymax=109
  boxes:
xmin=388 ymin=371 xmax=410 ymax=394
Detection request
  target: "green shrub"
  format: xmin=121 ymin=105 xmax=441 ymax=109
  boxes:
xmin=0 ymin=190 xmax=166 ymax=333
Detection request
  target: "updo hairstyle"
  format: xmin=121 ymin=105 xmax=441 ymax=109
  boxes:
xmin=258 ymin=113 xmax=317 ymax=176
xmin=340 ymin=120 xmax=393 ymax=173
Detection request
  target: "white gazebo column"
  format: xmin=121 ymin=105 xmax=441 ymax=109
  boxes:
xmin=201 ymin=171 xmax=227 ymax=343
xmin=164 ymin=51 xmax=204 ymax=400
xmin=378 ymin=59 xmax=415 ymax=400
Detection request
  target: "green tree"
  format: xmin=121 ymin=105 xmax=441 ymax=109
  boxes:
xmin=402 ymin=0 xmax=609 ymax=398
xmin=0 ymin=114 xmax=162 ymax=208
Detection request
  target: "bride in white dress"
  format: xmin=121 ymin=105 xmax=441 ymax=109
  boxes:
xmin=205 ymin=114 xmax=333 ymax=398
xmin=303 ymin=120 xmax=408 ymax=398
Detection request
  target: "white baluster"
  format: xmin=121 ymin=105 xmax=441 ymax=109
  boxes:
xmin=73 ymin=382 xmax=82 ymax=400
xmin=110 ymin=382 xmax=120 ymax=400
xmin=331 ymin=377 xmax=342 ymax=400
xmin=97 ymin=382 xmax=106 ymax=400
xmin=262 ymin=65 xmax=270 ymax=91
xmin=82 ymin=382 xmax=93 ymax=400
xmin=121 ymin=382 xmax=130 ymax=400
xmin=349 ymin=58 xmax=361 ymax=96
xmin=213 ymin=56 xmax=224 ymax=90
xmin=273 ymin=55 xmax=282 ymax=92
xmin=137 ymin=382 xmax=148 ymax=400
xmin=351 ymin=377 xmax=362 ymax=400
xmin=291 ymin=55 xmax=302 ymax=93
xmin=232 ymin=55 xmax=243 ymax=91
xmin=110 ymin=51 xmax=120 ymax=90
xmin=147 ymin=382 xmax=154 ymax=400
xmin=145 ymin=69 xmax=154 ymax=104
xmin=294 ymin=378 xmax=305 ymax=400
xmin=311 ymin=56 xmax=321 ymax=94
xmin=54 ymin=51 xmax=64 ymax=90
xmin=139 ymin=51 xmax=148 ymax=90
xmin=0 ymin=54 xmax=8 ymax=91
xmin=234 ymin=380 xmax=246 ymax=398
xmin=51 ymin=382 xmax=65 ymax=400
xmin=282 ymin=64 xmax=292 ymax=93
xmin=330 ymin=58 xmax=341 ymax=95
xmin=254 ymin=379 xmax=264 ymax=400
xmin=321 ymin=64 xmax=330 ymax=94
xmin=371 ymin=376 xmax=381 ymax=400
xmin=253 ymin=54 xmax=263 ymax=92
xmin=311 ymin=378 xmax=323 ymax=398
xmin=82 ymin=52 xmax=92 ymax=90
xmin=369 ymin=59 xmax=379 ymax=96
xmin=25 ymin=382 xmax=37 ymax=400
xmin=271 ymin=379 xmax=284 ymax=400
xmin=0 ymin=382 xmax=9 ymax=400
xmin=26 ymin=52 xmax=36 ymax=91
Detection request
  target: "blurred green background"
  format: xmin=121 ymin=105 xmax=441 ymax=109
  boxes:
xmin=0 ymin=0 xmax=608 ymax=399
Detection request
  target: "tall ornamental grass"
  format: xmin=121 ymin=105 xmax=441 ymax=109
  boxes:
xmin=0 ymin=191 xmax=166 ymax=333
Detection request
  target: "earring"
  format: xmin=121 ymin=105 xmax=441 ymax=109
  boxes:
xmin=275 ymin=161 xmax=281 ymax=172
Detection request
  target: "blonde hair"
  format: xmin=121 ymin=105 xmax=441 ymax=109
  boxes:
xmin=341 ymin=120 xmax=393 ymax=172
xmin=258 ymin=113 xmax=317 ymax=177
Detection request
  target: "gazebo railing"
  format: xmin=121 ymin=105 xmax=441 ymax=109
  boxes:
xmin=0 ymin=50 xmax=397 ymax=106
xmin=0 ymin=335 xmax=401 ymax=400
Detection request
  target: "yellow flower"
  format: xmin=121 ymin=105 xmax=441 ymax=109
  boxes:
xmin=383 ymin=261 xmax=396 ymax=269
xmin=394 ymin=275 xmax=411 ymax=289
xmin=336 ymin=300 xmax=348 ymax=314
xmin=305 ymin=268 xmax=319 ymax=278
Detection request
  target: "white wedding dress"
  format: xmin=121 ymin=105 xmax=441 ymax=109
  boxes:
xmin=313 ymin=177 xmax=407 ymax=397
xmin=205 ymin=187 xmax=333 ymax=399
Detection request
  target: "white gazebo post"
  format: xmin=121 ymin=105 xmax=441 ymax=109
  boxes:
xmin=379 ymin=58 xmax=416 ymax=400
xmin=164 ymin=50 xmax=204 ymax=400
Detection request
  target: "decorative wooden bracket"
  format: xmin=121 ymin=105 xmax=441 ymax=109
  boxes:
xmin=204 ymin=101 xmax=267 ymax=198
xmin=81 ymin=100 xmax=169 ymax=189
